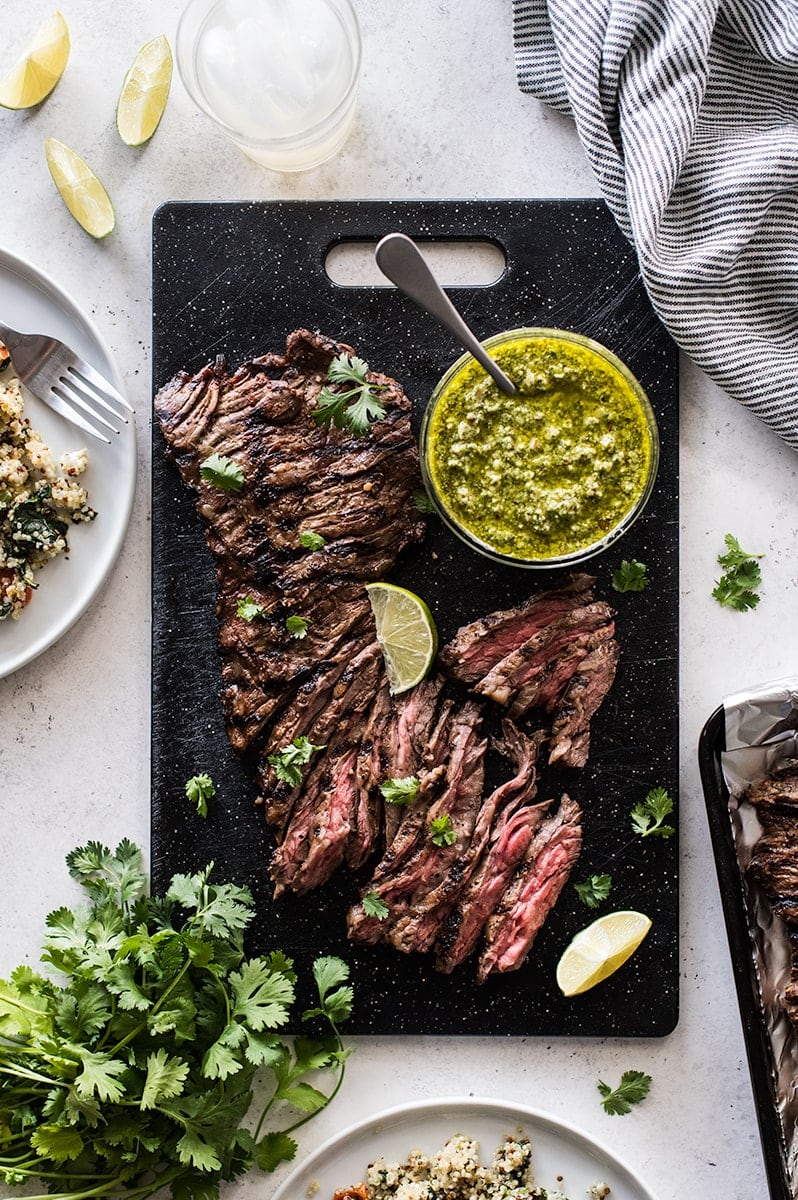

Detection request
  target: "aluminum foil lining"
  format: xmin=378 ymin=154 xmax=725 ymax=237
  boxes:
xmin=721 ymin=676 xmax=798 ymax=1198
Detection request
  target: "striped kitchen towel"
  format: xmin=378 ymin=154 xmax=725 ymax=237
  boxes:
xmin=512 ymin=0 xmax=798 ymax=449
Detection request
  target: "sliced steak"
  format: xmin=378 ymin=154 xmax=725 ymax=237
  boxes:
xmin=548 ymin=641 xmax=621 ymax=767
xmin=474 ymin=603 xmax=615 ymax=709
xmin=477 ymin=794 xmax=582 ymax=982
xmin=439 ymin=574 xmax=596 ymax=682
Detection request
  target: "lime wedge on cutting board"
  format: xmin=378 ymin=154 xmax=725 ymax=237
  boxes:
xmin=0 ymin=12 xmax=70 ymax=109
xmin=45 ymin=138 xmax=115 ymax=238
xmin=556 ymin=910 xmax=652 ymax=996
xmin=116 ymin=35 xmax=173 ymax=146
xmin=366 ymin=582 xmax=438 ymax=695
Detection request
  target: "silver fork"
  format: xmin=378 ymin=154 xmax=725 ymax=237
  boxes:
xmin=0 ymin=320 xmax=132 ymax=444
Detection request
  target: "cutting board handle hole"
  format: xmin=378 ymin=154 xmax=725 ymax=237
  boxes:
xmin=324 ymin=239 xmax=507 ymax=288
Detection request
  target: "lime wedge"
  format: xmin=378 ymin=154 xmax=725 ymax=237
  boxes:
xmin=116 ymin=35 xmax=172 ymax=146
xmin=45 ymin=138 xmax=115 ymax=239
xmin=556 ymin=910 xmax=652 ymax=997
xmin=0 ymin=12 xmax=70 ymax=110
xmin=366 ymin=582 xmax=438 ymax=695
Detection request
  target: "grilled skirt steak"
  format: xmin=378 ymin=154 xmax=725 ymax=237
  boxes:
xmin=155 ymin=329 xmax=610 ymax=981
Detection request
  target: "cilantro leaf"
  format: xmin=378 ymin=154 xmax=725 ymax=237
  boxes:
xmin=200 ymin=453 xmax=245 ymax=492
xmin=412 ymin=488 xmax=436 ymax=514
xmin=312 ymin=354 xmax=387 ymax=436
xmin=380 ymin=775 xmax=420 ymax=806
xmin=255 ymin=1130 xmax=297 ymax=1172
xmin=237 ymin=596 xmax=265 ymax=622
xmin=630 ymin=786 xmax=675 ymax=839
xmin=611 ymin=558 xmax=649 ymax=593
xmin=362 ymin=892 xmax=389 ymax=920
xmin=429 ymin=814 xmax=457 ymax=847
xmin=597 ymin=1069 xmax=652 ymax=1115
xmin=298 ymin=530 xmax=326 ymax=551
xmin=230 ymin=959 xmax=295 ymax=1029
xmin=712 ymin=534 xmax=763 ymax=611
xmin=574 ymin=873 xmax=612 ymax=909
xmin=141 ymin=1048 xmax=190 ymax=1108
xmin=285 ymin=614 xmax=310 ymax=639
xmin=185 ymin=773 xmax=216 ymax=818
xmin=267 ymin=736 xmax=325 ymax=787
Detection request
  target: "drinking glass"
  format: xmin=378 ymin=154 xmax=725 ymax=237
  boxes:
xmin=176 ymin=0 xmax=362 ymax=173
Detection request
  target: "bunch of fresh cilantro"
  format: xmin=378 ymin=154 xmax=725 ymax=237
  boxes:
xmin=0 ymin=840 xmax=352 ymax=1200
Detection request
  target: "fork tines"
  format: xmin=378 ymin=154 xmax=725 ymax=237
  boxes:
xmin=51 ymin=362 xmax=133 ymax=442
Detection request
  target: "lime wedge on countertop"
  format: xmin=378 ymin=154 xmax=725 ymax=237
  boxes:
xmin=366 ymin=582 xmax=438 ymax=695
xmin=116 ymin=34 xmax=172 ymax=146
xmin=45 ymin=138 xmax=115 ymax=239
xmin=556 ymin=910 xmax=652 ymax=997
xmin=0 ymin=12 xmax=70 ymax=109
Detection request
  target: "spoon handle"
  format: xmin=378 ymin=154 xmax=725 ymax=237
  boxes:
xmin=375 ymin=233 xmax=517 ymax=395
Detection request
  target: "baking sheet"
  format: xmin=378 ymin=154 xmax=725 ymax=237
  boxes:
xmin=151 ymin=199 xmax=679 ymax=1036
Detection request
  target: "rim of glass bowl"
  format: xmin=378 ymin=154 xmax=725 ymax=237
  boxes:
xmin=419 ymin=327 xmax=661 ymax=570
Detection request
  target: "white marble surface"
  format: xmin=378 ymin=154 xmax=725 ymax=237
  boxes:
xmin=1 ymin=3 xmax=797 ymax=1198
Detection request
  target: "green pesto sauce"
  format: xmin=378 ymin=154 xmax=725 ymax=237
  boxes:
xmin=426 ymin=335 xmax=653 ymax=561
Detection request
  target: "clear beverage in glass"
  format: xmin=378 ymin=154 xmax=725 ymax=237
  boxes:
xmin=176 ymin=0 xmax=361 ymax=172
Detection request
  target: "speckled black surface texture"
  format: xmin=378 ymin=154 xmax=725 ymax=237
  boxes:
xmin=151 ymin=200 xmax=679 ymax=1036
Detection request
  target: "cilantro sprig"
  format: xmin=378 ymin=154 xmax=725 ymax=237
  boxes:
xmin=362 ymin=892 xmax=389 ymax=921
xmin=185 ymin=772 xmax=216 ymax=817
xmin=285 ymin=615 xmax=311 ymax=640
xmin=429 ymin=814 xmax=456 ymax=847
xmin=380 ymin=776 xmax=420 ymax=806
xmin=298 ymin=530 xmax=326 ymax=551
xmin=268 ymin=736 xmax=326 ymax=787
xmin=237 ymin=596 xmax=265 ymax=622
xmin=712 ymin=534 xmax=764 ymax=611
xmin=313 ymin=354 xmax=387 ymax=436
xmin=631 ymin=787 xmax=675 ymax=839
xmin=0 ymin=840 xmax=353 ymax=1200
xmin=597 ymin=1069 xmax=652 ymax=1115
xmin=200 ymin=452 xmax=245 ymax=492
xmin=574 ymin=873 xmax=612 ymax=909
xmin=612 ymin=559 xmax=649 ymax=593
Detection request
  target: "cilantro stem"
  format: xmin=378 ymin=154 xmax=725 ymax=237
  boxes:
xmin=0 ymin=1063 xmax=65 ymax=1087
xmin=106 ymin=956 xmax=193 ymax=1056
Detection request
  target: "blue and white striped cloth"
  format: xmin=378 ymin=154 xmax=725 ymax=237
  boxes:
xmin=512 ymin=0 xmax=798 ymax=449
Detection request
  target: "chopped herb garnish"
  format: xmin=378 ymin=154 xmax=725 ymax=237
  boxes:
xmin=412 ymin=488 xmax=436 ymax=514
xmin=712 ymin=533 xmax=763 ymax=611
xmin=612 ymin=558 xmax=649 ymax=593
xmin=380 ymin=775 xmax=420 ymax=806
xmin=185 ymin=772 xmax=216 ymax=817
xmin=313 ymin=354 xmax=387 ymax=436
xmin=285 ymin=614 xmax=311 ymax=639
xmin=598 ymin=1070 xmax=652 ymax=1115
xmin=574 ymin=873 xmax=612 ymax=909
xmin=199 ymin=452 xmax=245 ymax=491
xmin=429 ymin=814 xmax=456 ymax=847
xmin=299 ymin=530 xmax=326 ymax=551
xmin=362 ymin=892 xmax=389 ymax=920
xmin=630 ymin=786 xmax=675 ymax=839
xmin=237 ymin=595 xmax=266 ymax=622
xmin=0 ymin=840 xmax=353 ymax=1196
xmin=268 ymin=736 xmax=326 ymax=788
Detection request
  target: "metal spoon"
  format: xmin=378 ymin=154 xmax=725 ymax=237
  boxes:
xmin=374 ymin=232 xmax=518 ymax=395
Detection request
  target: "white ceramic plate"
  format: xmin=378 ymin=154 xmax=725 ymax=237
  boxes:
xmin=0 ymin=246 xmax=135 ymax=679
xmin=271 ymin=1097 xmax=658 ymax=1200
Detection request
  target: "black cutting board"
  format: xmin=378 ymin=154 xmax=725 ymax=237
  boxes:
xmin=151 ymin=199 xmax=679 ymax=1036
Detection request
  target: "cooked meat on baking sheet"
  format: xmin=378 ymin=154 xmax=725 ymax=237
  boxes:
xmin=154 ymin=329 xmax=631 ymax=978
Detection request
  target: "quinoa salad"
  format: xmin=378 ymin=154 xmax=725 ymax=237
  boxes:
xmin=0 ymin=370 xmax=95 ymax=620
xmin=333 ymin=1134 xmax=610 ymax=1200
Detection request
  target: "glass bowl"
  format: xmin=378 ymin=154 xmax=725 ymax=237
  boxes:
xmin=419 ymin=327 xmax=660 ymax=569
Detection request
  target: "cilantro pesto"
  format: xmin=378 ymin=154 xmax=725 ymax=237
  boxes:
xmin=422 ymin=331 xmax=657 ymax=563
